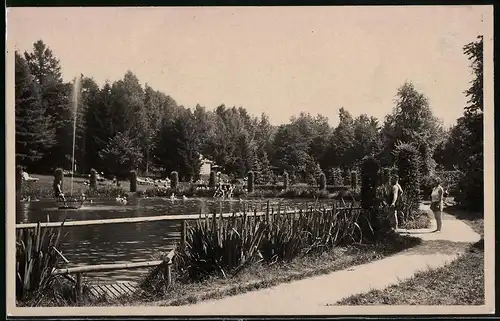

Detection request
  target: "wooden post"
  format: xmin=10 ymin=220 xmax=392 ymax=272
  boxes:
xmin=75 ymin=272 xmax=82 ymax=301
xmin=180 ymin=220 xmax=186 ymax=250
xmin=212 ymin=211 xmax=217 ymax=245
xmin=164 ymin=260 xmax=172 ymax=289
xmin=265 ymin=200 xmax=270 ymax=224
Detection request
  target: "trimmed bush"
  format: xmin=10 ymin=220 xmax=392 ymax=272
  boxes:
xmin=209 ymin=171 xmax=216 ymax=189
xmin=16 ymin=165 xmax=23 ymax=193
xmin=170 ymin=171 xmax=179 ymax=190
xmin=283 ymin=171 xmax=289 ymax=191
xmin=394 ymin=142 xmax=421 ymax=215
xmin=319 ymin=172 xmax=326 ymax=191
xmin=89 ymin=169 xmax=97 ymax=189
xmin=343 ymin=168 xmax=351 ymax=186
xmin=360 ymin=156 xmax=380 ymax=211
xmin=350 ymin=171 xmax=358 ymax=190
xmin=247 ymin=171 xmax=255 ymax=193
xmin=418 ymin=143 xmax=436 ymax=179
xmin=129 ymin=170 xmax=137 ymax=192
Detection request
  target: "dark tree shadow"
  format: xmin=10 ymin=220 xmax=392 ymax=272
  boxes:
xmin=444 ymin=205 xmax=483 ymax=221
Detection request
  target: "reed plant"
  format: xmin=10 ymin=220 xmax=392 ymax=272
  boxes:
xmin=16 ymin=222 xmax=66 ymax=305
xmin=175 ymin=201 xmax=373 ymax=283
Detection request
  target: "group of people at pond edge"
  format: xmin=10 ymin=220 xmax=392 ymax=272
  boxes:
xmin=213 ymin=182 xmax=235 ymax=199
xmin=384 ymin=175 xmax=445 ymax=233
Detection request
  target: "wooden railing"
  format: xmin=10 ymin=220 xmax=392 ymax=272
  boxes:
xmin=16 ymin=204 xmax=360 ymax=230
xmin=51 ymin=248 xmax=176 ymax=300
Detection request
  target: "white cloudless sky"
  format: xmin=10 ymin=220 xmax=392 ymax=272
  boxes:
xmin=7 ymin=6 xmax=491 ymax=128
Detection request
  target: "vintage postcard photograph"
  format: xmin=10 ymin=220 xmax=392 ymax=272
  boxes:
xmin=5 ymin=5 xmax=494 ymax=317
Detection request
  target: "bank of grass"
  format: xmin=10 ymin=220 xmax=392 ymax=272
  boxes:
xmin=20 ymin=174 xmax=360 ymax=201
xmin=336 ymin=238 xmax=484 ymax=305
xmin=44 ymin=232 xmax=420 ymax=307
xmin=336 ymin=208 xmax=484 ymax=306
xmin=146 ymin=233 xmax=421 ymax=307
xmin=19 ymin=174 xmax=141 ymax=199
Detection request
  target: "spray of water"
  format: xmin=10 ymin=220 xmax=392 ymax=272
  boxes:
xmin=70 ymin=77 xmax=81 ymax=197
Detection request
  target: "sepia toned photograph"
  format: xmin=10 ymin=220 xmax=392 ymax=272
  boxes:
xmin=6 ymin=5 xmax=494 ymax=317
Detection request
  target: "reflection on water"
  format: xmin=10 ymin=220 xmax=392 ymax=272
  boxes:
xmin=16 ymin=197 xmax=316 ymax=282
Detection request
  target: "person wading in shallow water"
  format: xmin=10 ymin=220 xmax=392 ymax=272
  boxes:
xmin=53 ymin=179 xmax=67 ymax=207
xmin=389 ymin=176 xmax=404 ymax=231
xmin=430 ymin=176 xmax=445 ymax=233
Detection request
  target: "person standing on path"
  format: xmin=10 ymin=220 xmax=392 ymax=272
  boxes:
xmin=389 ymin=176 xmax=404 ymax=231
xmin=430 ymin=176 xmax=445 ymax=232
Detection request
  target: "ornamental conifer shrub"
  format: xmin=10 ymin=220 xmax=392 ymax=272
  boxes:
xmin=394 ymin=142 xmax=421 ymax=216
xmin=171 ymin=171 xmax=179 ymax=190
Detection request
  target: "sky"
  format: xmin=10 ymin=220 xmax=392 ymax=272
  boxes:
xmin=7 ymin=6 xmax=492 ymax=128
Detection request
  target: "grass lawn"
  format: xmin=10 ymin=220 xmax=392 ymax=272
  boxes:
xmin=22 ymin=174 xmax=155 ymax=199
xmin=336 ymin=207 xmax=484 ymax=306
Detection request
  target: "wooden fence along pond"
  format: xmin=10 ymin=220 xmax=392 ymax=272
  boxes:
xmin=16 ymin=201 xmax=362 ymax=301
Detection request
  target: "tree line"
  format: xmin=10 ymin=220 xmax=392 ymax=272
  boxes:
xmin=15 ymin=37 xmax=483 ymax=209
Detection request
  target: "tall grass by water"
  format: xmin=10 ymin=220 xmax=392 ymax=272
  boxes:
xmin=140 ymin=201 xmax=379 ymax=296
xmin=16 ymin=222 xmax=68 ymax=305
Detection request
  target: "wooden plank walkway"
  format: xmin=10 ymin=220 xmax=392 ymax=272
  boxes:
xmin=88 ymin=281 xmax=142 ymax=300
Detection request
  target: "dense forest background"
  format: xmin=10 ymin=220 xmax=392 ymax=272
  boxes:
xmin=15 ymin=36 xmax=484 ymax=210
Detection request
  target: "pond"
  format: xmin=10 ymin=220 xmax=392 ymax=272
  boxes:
xmin=16 ymin=196 xmax=329 ymax=283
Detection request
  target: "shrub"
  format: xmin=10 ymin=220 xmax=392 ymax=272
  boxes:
xmin=209 ymin=171 xmax=216 ymax=189
xmin=360 ymin=156 xmax=380 ymax=211
xmin=319 ymin=172 xmax=326 ymax=191
xmin=394 ymin=142 xmax=421 ymax=216
xmin=328 ymin=167 xmax=344 ymax=186
xmin=129 ymin=170 xmax=137 ymax=192
xmin=381 ymin=167 xmax=392 ymax=185
xmin=283 ymin=172 xmax=289 ymax=191
xmin=418 ymin=143 xmax=436 ymax=179
xmin=86 ymin=186 xmax=127 ymax=198
xmin=247 ymin=171 xmax=255 ymax=193
xmin=420 ymin=175 xmax=434 ymax=200
xmin=343 ymin=168 xmax=351 ymax=186
xmin=351 ymin=171 xmax=358 ymax=190
xmin=435 ymin=170 xmax=462 ymax=196
xmin=306 ymin=174 xmax=317 ymax=186
xmin=455 ymin=160 xmax=483 ymax=212
xmin=360 ymin=156 xmax=385 ymax=239
xmin=170 ymin=171 xmax=179 ymax=190
xmin=16 ymin=165 xmax=23 ymax=193
xmin=89 ymin=169 xmax=97 ymax=189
